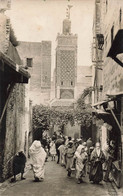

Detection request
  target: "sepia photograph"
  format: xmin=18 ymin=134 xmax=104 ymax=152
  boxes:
xmin=0 ymin=0 xmax=123 ymax=195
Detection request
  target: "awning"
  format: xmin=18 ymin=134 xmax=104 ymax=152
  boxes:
xmin=0 ymin=51 xmax=30 ymax=83
xmin=7 ymin=42 xmax=22 ymax=65
xmin=92 ymin=92 xmax=123 ymax=107
xmin=107 ymin=30 xmax=123 ymax=58
xmin=0 ymin=51 xmax=30 ymax=126
xmin=92 ymin=99 xmax=111 ymax=107
xmin=92 ymin=96 xmax=122 ymax=133
xmin=107 ymin=29 xmax=123 ymax=68
xmin=106 ymin=91 xmax=123 ymax=97
xmin=92 ymin=108 xmax=110 ymax=115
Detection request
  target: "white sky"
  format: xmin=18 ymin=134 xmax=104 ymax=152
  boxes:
xmin=7 ymin=0 xmax=95 ymax=72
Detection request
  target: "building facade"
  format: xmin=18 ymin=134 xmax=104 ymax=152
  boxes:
xmin=17 ymin=41 xmax=51 ymax=105
xmin=92 ymin=0 xmax=123 ymax=188
xmin=0 ymin=0 xmax=30 ymax=181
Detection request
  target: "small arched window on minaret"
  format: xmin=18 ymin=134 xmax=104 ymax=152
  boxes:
xmin=61 ymin=81 xmax=63 ymax=86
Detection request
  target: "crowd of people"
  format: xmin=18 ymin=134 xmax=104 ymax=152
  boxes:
xmin=49 ymin=135 xmax=106 ymax=184
xmin=11 ymin=132 xmax=115 ymax=185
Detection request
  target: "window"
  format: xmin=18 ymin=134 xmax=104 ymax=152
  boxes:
xmin=119 ymin=8 xmax=122 ymax=24
xmin=26 ymin=58 xmax=33 ymax=67
xmin=71 ymin=81 xmax=73 ymax=86
xmin=61 ymin=81 xmax=63 ymax=85
xmin=111 ymin=25 xmax=114 ymax=44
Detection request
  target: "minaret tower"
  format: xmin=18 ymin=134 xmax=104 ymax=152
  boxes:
xmin=55 ymin=5 xmax=78 ymax=101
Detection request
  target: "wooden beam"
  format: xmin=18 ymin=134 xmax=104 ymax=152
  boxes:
xmin=0 ymin=83 xmax=15 ymax=126
xmin=109 ymin=108 xmax=122 ymax=133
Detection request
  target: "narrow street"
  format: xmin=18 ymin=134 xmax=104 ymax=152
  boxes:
xmin=1 ymin=157 xmax=111 ymax=196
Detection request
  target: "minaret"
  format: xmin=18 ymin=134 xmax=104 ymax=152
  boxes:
xmin=55 ymin=5 xmax=78 ymax=101
xmin=62 ymin=5 xmax=73 ymax=35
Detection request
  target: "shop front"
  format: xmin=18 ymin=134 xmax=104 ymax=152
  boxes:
xmin=92 ymin=93 xmax=123 ymax=188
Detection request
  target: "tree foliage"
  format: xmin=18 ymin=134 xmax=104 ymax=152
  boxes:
xmin=32 ymin=88 xmax=93 ymax=133
xmin=75 ymin=87 xmax=93 ymax=127
xmin=32 ymin=105 xmax=74 ymax=132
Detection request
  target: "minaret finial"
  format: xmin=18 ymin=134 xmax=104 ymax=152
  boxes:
xmin=66 ymin=5 xmax=73 ymax=19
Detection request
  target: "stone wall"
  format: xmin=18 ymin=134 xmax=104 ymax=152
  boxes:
xmin=41 ymin=41 xmax=51 ymax=89
xmin=2 ymin=84 xmax=26 ymax=179
xmin=100 ymin=0 xmax=123 ymax=96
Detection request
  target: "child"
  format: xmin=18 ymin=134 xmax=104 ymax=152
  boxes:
xmin=50 ymin=140 xmax=56 ymax=161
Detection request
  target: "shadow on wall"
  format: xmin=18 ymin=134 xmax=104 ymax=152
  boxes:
xmin=81 ymin=125 xmax=92 ymax=141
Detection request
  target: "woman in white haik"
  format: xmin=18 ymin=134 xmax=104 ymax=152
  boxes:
xmin=29 ymin=140 xmax=46 ymax=182
xmin=74 ymin=145 xmax=88 ymax=184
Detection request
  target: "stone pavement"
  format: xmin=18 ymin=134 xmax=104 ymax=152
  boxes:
xmin=0 ymin=157 xmax=121 ymax=196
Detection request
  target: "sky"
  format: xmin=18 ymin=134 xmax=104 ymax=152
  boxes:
xmin=6 ymin=0 xmax=95 ymax=72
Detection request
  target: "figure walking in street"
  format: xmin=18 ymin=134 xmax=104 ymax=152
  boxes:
xmin=29 ymin=140 xmax=46 ymax=182
xmin=11 ymin=151 xmax=26 ymax=182
xmin=58 ymin=140 xmax=65 ymax=166
xmin=50 ymin=140 xmax=56 ymax=161
xmin=65 ymin=141 xmax=75 ymax=177
xmin=74 ymin=145 xmax=88 ymax=184
xmin=89 ymin=142 xmax=105 ymax=184
xmin=55 ymin=137 xmax=64 ymax=164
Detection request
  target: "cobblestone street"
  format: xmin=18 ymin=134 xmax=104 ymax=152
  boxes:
xmin=0 ymin=157 xmax=119 ymax=196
